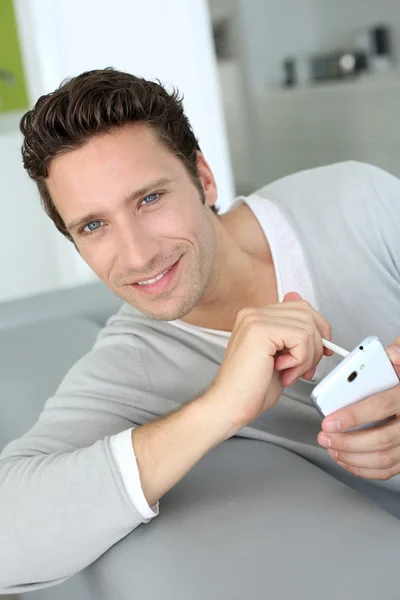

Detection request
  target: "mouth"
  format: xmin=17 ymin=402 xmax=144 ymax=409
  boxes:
xmin=137 ymin=268 xmax=171 ymax=286
xmin=128 ymin=258 xmax=181 ymax=296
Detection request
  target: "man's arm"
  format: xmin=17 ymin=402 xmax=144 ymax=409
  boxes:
xmin=133 ymin=295 xmax=332 ymax=507
xmin=132 ymin=391 xmax=234 ymax=507
xmin=0 ymin=296 xmax=330 ymax=593
xmin=0 ymin=336 xmax=150 ymax=595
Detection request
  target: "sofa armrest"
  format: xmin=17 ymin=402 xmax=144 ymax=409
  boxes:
xmin=0 ymin=282 xmax=123 ymax=333
xmin=23 ymin=438 xmax=400 ymax=600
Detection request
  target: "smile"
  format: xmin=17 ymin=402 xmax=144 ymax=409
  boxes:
xmin=137 ymin=267 xmax=171 ymax=286
xmin=129 ymin=258 xmax=181 ymax=296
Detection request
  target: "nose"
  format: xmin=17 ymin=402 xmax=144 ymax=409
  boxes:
xmin=114 ymin=215 xmax=160 ymax=275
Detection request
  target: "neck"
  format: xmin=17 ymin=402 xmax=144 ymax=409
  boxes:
xmin=181 ymin=203 xmax=278 ymax=331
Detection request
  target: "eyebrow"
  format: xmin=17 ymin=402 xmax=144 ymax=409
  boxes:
xmin=66 ymin=177 xmax=175 ymax=233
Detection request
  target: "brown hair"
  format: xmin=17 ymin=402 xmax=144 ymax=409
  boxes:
xmin=20 ymin=68 xmax=216 ymax=242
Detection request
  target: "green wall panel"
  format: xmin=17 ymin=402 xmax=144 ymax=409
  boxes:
xmin=0 ymin=0 xmax=29 ymax=113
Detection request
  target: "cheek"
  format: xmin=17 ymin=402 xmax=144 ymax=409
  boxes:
xmin=152 ymin=211 xmax=198 ymax=242
xmin=77 ymin=241 xmax=115 ymax=278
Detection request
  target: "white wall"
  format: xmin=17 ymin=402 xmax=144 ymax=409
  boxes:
xmin=235 ymin=0 xmax=400 ymax=91
xmin=0 ymin=113 xmax=63 ymax=302
xmin=0 ymin=0 xmax=233 ymax=303
xmin=254 ymin=73 xmax=400 ymax=188
xmin=15 ymin=0 xmax=234 ymax=213
xmin=214 ymin=0 xmax=400 ymax=192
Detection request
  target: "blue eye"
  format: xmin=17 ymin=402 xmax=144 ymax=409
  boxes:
xmin=141 ymin=193 xmax=159 ymax=206
xmin=82 ymin=220 xmax=103 ymax=233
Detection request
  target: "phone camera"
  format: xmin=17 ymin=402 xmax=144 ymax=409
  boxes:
xmin=359 ymin=346 xmax=364 ymax=351
xmin=347 ymin=371 xmax=358 ymax=382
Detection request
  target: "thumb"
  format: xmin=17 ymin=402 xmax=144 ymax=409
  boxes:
xmin=386 ymin=337 xmax=400 ymax=376
xmin=283 ymin=291 xmax=303 ymax=303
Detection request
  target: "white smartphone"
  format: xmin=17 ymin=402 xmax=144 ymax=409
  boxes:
xmin=311 ymin=336 xmax=399 ymax=426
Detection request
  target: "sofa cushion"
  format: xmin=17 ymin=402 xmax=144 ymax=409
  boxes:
xmin=0 ymin=316 xmax=100 ymax=447
xmin=86 ymin=438 xmax=400 ymax=600
xmin=0 ymin=282 xmax=123 ymax=333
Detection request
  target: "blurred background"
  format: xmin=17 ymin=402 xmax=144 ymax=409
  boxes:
xmin=0 ymin=0 xmax=399 ymax=305
xmin=211 ymin=0 xmax=400 ymax=194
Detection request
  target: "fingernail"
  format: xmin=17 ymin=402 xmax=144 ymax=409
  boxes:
xmin=324 ymin=419 xmax=341 ymax=433
xmin=319 ymin=433 xmax=331 ymax=447
xmin=327 ymin=448 xmax=338 ymax=458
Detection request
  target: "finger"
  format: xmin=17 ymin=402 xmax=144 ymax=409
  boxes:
xmin=237 ymin=317 xmax=317 ymax=375
xmin=281 ymin=332 xmax=316 ymax=386
xmin=300 ymin=333 xmax=323 ymax=382
xmin=386 ymin=343 xmax=400 ymax=376
xmin=302 ymin=367 xmax=317 ymax=380
xmin=282 ymin=291 xmax=303 ymax=302
xmin=274 ymin=334 xmax=315 ymax=371
xmin=318 ymin=416 xmax=400 ymax=453
xmin=326 ymin=444 xmax=400 ymax=470
xmin=332 ymin=461 xmax=398 ymax=481
xmin=299 ymin=325 xmax=323 ymax=384
xmin=277 ymin=362 xmax=316 ymax=384
xmin=274 ymin=352 xmax=298 ymax=371
xmin=273 ymin=320 xmax=315 ymax=372
xmin=265 ymin=303 xmax=332 ymax=360
xmin=236 ymin=307 xmax=324 ymax=385
xmin=389 ymin=336 xmax=400 ymax=348
xmin=235 ymin=303 xmax=311 ymax=328
xmin=321 ymin=386 xmax=400 ymax=432
xmin=282 ymin=295 xmax=332 ymax=344
xmin=284 ymin=296 xmax=332 ymax=347
xmin=310 ymin=310 xmax=332 ymax=352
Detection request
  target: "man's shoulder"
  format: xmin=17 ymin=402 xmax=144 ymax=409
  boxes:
xmin=95 ymin=303 xmax=175 ymax=345
xmin=252 ymin=161 xmax=400 ymax=219
xmin=84 ymin=303 xmax=221 ymax=400
xmin=94 ymin=303 xmax=214 ymax=358
xmin=255 ymin=161 xmax=386 ymax=198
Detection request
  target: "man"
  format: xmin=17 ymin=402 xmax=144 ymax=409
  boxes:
xmin=1 ymin=68 xmax=400 ymax=593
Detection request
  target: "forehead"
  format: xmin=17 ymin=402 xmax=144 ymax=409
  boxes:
xmin=47 ymin=123 xmax=184 ymax=210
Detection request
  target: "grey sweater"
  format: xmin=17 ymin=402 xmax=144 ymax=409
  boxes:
xmin=1 ymin=161 xmax=400 ymax=593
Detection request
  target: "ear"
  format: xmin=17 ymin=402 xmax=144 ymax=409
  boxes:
xmin=196 ymin=151 xmax=218 ymax=209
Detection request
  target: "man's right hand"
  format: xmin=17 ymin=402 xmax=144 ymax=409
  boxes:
xmin=132 ymin=292 xmax=332 ymax=506
xmin=208 ymin=291 xmax=333 ymax=436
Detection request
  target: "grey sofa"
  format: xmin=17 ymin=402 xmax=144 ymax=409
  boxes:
xmin=1 ymin=282 xmax=400 ymax=600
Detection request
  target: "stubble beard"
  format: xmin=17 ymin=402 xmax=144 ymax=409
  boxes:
xmin=140 ymin=242 xmax=215 ymax=321
xmin=130 ymin=223 xmax=216 ymax=322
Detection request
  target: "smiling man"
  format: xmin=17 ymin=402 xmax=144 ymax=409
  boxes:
xmin=48 ymin=123 xmax=219 ymax=324
xmin=1 ymin=68 xmax=400 ymax=594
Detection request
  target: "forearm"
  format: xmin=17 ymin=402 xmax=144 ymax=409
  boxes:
xmin=132 ymin=391 xmax=235 ymax=506
xmin=0 ymin=439 xmax=143 ymax=593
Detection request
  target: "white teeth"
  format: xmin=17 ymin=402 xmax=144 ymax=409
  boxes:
xmin=137 ymin=268 xmax=169 ymax=286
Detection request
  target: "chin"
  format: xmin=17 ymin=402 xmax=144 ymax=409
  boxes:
xmin=116 ymin=266 xmax=209 ymax=321
xmin=139 ymin=300 xmax=194 ymax=322
xmin=127 ymin=288 xmax=200 ymax=321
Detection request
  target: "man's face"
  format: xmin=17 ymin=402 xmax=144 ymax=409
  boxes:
xmin=47 ymin=123 xmax=218 ymax=320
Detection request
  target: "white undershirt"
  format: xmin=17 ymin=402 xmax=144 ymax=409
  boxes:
xmin=109 ymin=193 xmax=328 ymax=521
xmin=170 ymin=194 xmax=320 ymax=347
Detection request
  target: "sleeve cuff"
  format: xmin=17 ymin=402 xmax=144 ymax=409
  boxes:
xmin=109 ymin=428 xmax=159 ymax=521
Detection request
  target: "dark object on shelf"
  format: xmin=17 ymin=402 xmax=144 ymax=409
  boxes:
xmin=372 ymin=25 xmax=392 ymax=57
xmin=354 ymin=24 xmax=393 ymax=73
xmin=370 ymin=25 xmax=393 ymax=72
xmin=282 ymin=57 xmax=296 ymax=87
xmin=310 ymin=51 xmax=367 ymax=82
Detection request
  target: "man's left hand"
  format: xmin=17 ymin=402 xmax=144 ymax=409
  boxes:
xmin=317 ymin=338 xmax=400 ymax=480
